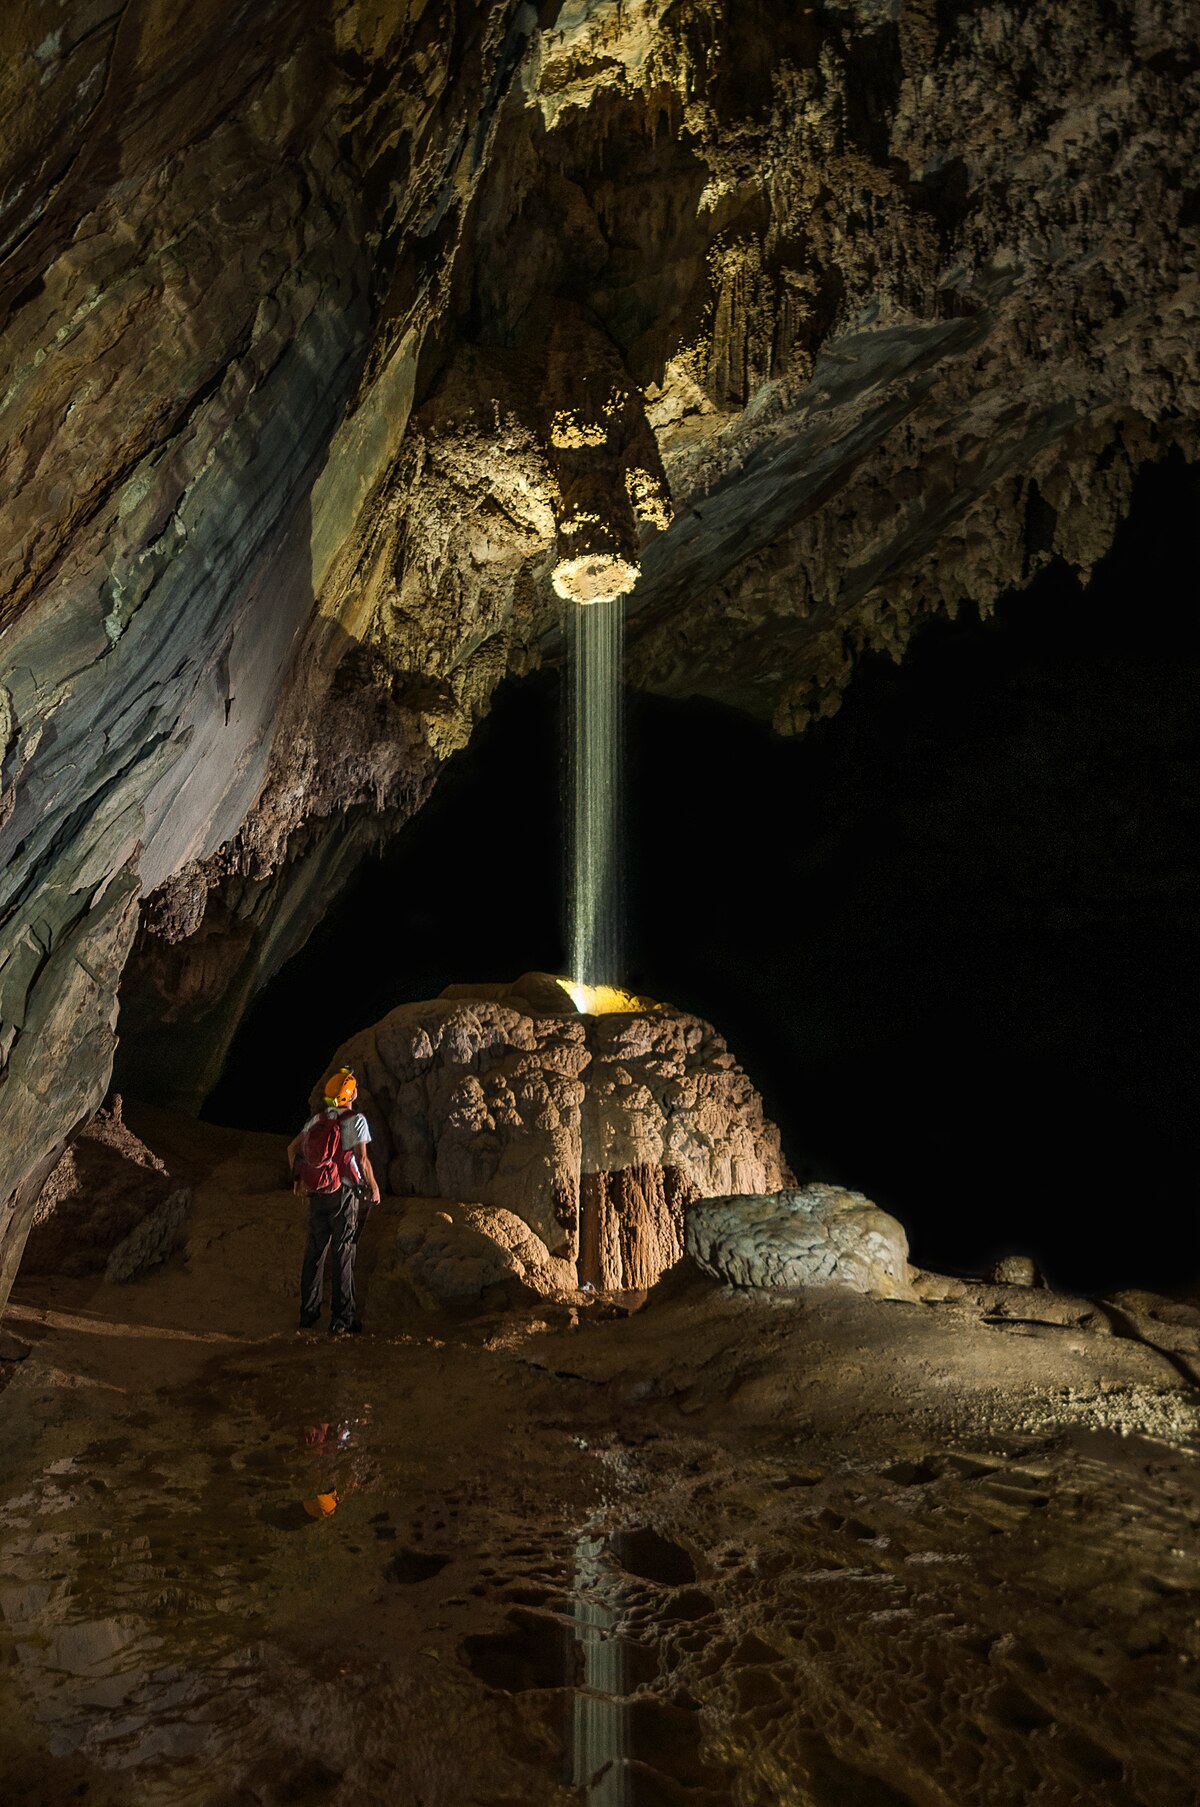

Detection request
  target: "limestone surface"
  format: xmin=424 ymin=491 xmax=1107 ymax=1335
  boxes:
xmin=686 ymin=1184 xmax=914 ymax=1299
xmin=22 ymin=1096 xmax=191 ymax=1281
xmin=379 ymin=1200 xmax=576 ymax=1310
xmin=321 ymin=979 xmax=790 ymax=1287
xmin=2 ymin=0 xmax=1197 ymax=1308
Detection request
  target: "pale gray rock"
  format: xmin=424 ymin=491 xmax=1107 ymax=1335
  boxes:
xmin=686 ymin=1184 xmax=913 ymax=1299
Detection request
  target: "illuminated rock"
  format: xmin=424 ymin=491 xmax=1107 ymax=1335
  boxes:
xmin=686 ymin=1185 xmax=914 ymax=1300
xmin=318 ymin=980 xmax=789 ymax=1289
xmin=3 ymin=0 xmax=1196 ymax=1310
xmin=378 ymin=1200 xmax=577 ymax=1308
xmin=542 ymin=300 xmax=672 ymax=604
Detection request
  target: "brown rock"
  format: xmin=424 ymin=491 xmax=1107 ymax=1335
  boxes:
xmin=377 ymin=1199 xmax=577 ymax=1311
xmin=319 ymin=981 xmax=790 ymax=1290
xmin=579 ymin=1164 xmax=698 ymax=1292
xmin=22 ymin=1096 xmax=190 ymax=1281
xmin=990 ymin=1255 xmax=1041 ymax=1288
xmin=3 ymin=0 xmax=1195 ymax=1304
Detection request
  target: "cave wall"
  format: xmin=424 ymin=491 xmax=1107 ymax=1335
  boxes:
xmin=0 ymin=0 xmax=539 ymax=1301
xmin=2 ymin=0 xmax=1197 ymax=1306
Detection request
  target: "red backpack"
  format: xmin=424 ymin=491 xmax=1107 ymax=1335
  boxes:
xmin=296 ymin=1109 xmax=351 ymax=1194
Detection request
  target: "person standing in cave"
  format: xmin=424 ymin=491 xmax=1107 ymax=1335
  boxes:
xmin=288 ymin=1067 xmax=381 ymax=1337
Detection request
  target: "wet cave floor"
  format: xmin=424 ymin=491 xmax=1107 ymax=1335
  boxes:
xmin=1 ymin=1115 xmax=1199 ymax=1807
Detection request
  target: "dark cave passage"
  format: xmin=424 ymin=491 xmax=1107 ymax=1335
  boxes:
xmin=205 ymin=454 xmax=1200 ymax=1296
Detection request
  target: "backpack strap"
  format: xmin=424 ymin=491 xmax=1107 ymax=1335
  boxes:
xmin=336 ymin=1107 xmax=365 ymax=1184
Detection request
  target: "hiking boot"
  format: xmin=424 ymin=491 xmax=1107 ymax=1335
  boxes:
xmin=298 ymin=1311 xmax=320 ymax=1330
xmin=329 ymin=1319 xmax=363 ymax=1338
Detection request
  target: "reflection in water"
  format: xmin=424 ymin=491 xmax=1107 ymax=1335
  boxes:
xmin=1 ymin=1521 xmax=219 ymax=1766
xmin=1 ymin=1414 xmax=724 ymax=1802
xmin=0 ymin=1401 xmax=382 ymax=1776
xmin=298 ymin=1406 xmax=373 ymax=1512
xmin=571 ymin=1532 xmax=629 ymax=1804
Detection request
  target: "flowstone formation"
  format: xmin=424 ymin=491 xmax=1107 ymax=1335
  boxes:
xmin=1 ymin=0 xmax=1197 ymax=1308
xmin=319 ymin=974 xmax=790 ymax=1290
xmin=687 ymin=1185 xmax=914 ymax=1299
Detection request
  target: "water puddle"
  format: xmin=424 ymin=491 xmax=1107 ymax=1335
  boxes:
xmin=461 ymin=1522 xmax=731 ymax=1804
xmin=571 ymin=1532 xmax=631 ymax=1802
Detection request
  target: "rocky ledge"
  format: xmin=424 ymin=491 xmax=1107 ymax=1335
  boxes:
xmin=23 ymin=1095 xmax=191 ymax=1286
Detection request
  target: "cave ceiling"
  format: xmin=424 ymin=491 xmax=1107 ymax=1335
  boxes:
xmin=0 ymin=0 xmax=1197 ymax=1301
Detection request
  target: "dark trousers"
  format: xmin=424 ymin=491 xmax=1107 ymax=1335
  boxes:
xmin=300 ymin=1186 xmax=360 ymax=1326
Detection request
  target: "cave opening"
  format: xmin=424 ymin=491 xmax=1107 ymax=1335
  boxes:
xmin=204 ymin=452 xmax=1199 ymax=1298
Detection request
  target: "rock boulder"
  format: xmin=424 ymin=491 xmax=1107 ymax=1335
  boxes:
xmin=990 ymin=1255 xmax=1041 ymax=1287
xmin=320 ymin=975 xmax=790 ymax=1290
xmin=22 ymin=1097 xmax=192 ymax=1282
xmin=376 ymin=1200 xmax=577 ymax=1311
xmin=686 ymin=1184 xmax=913 ymax=1300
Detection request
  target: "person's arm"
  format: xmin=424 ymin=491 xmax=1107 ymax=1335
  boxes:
xmin=287 ymin=1132 xmax=306 ymax=1195
xmin=354 ymin=1144 xmax=381 ymax=1205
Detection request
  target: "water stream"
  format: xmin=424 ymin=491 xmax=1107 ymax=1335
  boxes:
xmin=568 ymin=598 xmax=625 ymax=988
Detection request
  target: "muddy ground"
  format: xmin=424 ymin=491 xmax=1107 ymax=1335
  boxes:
xmin=1 ymin=1112 xmax=1198 ymax=1806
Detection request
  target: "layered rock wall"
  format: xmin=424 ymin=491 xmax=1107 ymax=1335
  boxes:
xmin=0 ymin=1 xmax=543 ymax=1302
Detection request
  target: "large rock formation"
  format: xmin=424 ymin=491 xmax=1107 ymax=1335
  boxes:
xmin=1 ymin=1 xmax=1196 ymax=1305
xmin=322 ymin=975 xmax=790 ymax=1289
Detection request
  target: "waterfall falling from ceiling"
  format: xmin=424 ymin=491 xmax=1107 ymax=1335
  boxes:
xmin=568 ymin=597 xmax=625 ymax=989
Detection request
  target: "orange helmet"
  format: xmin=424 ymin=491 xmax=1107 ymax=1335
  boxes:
xmin=322 ymin=1067 xmax=357 ymax=1109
